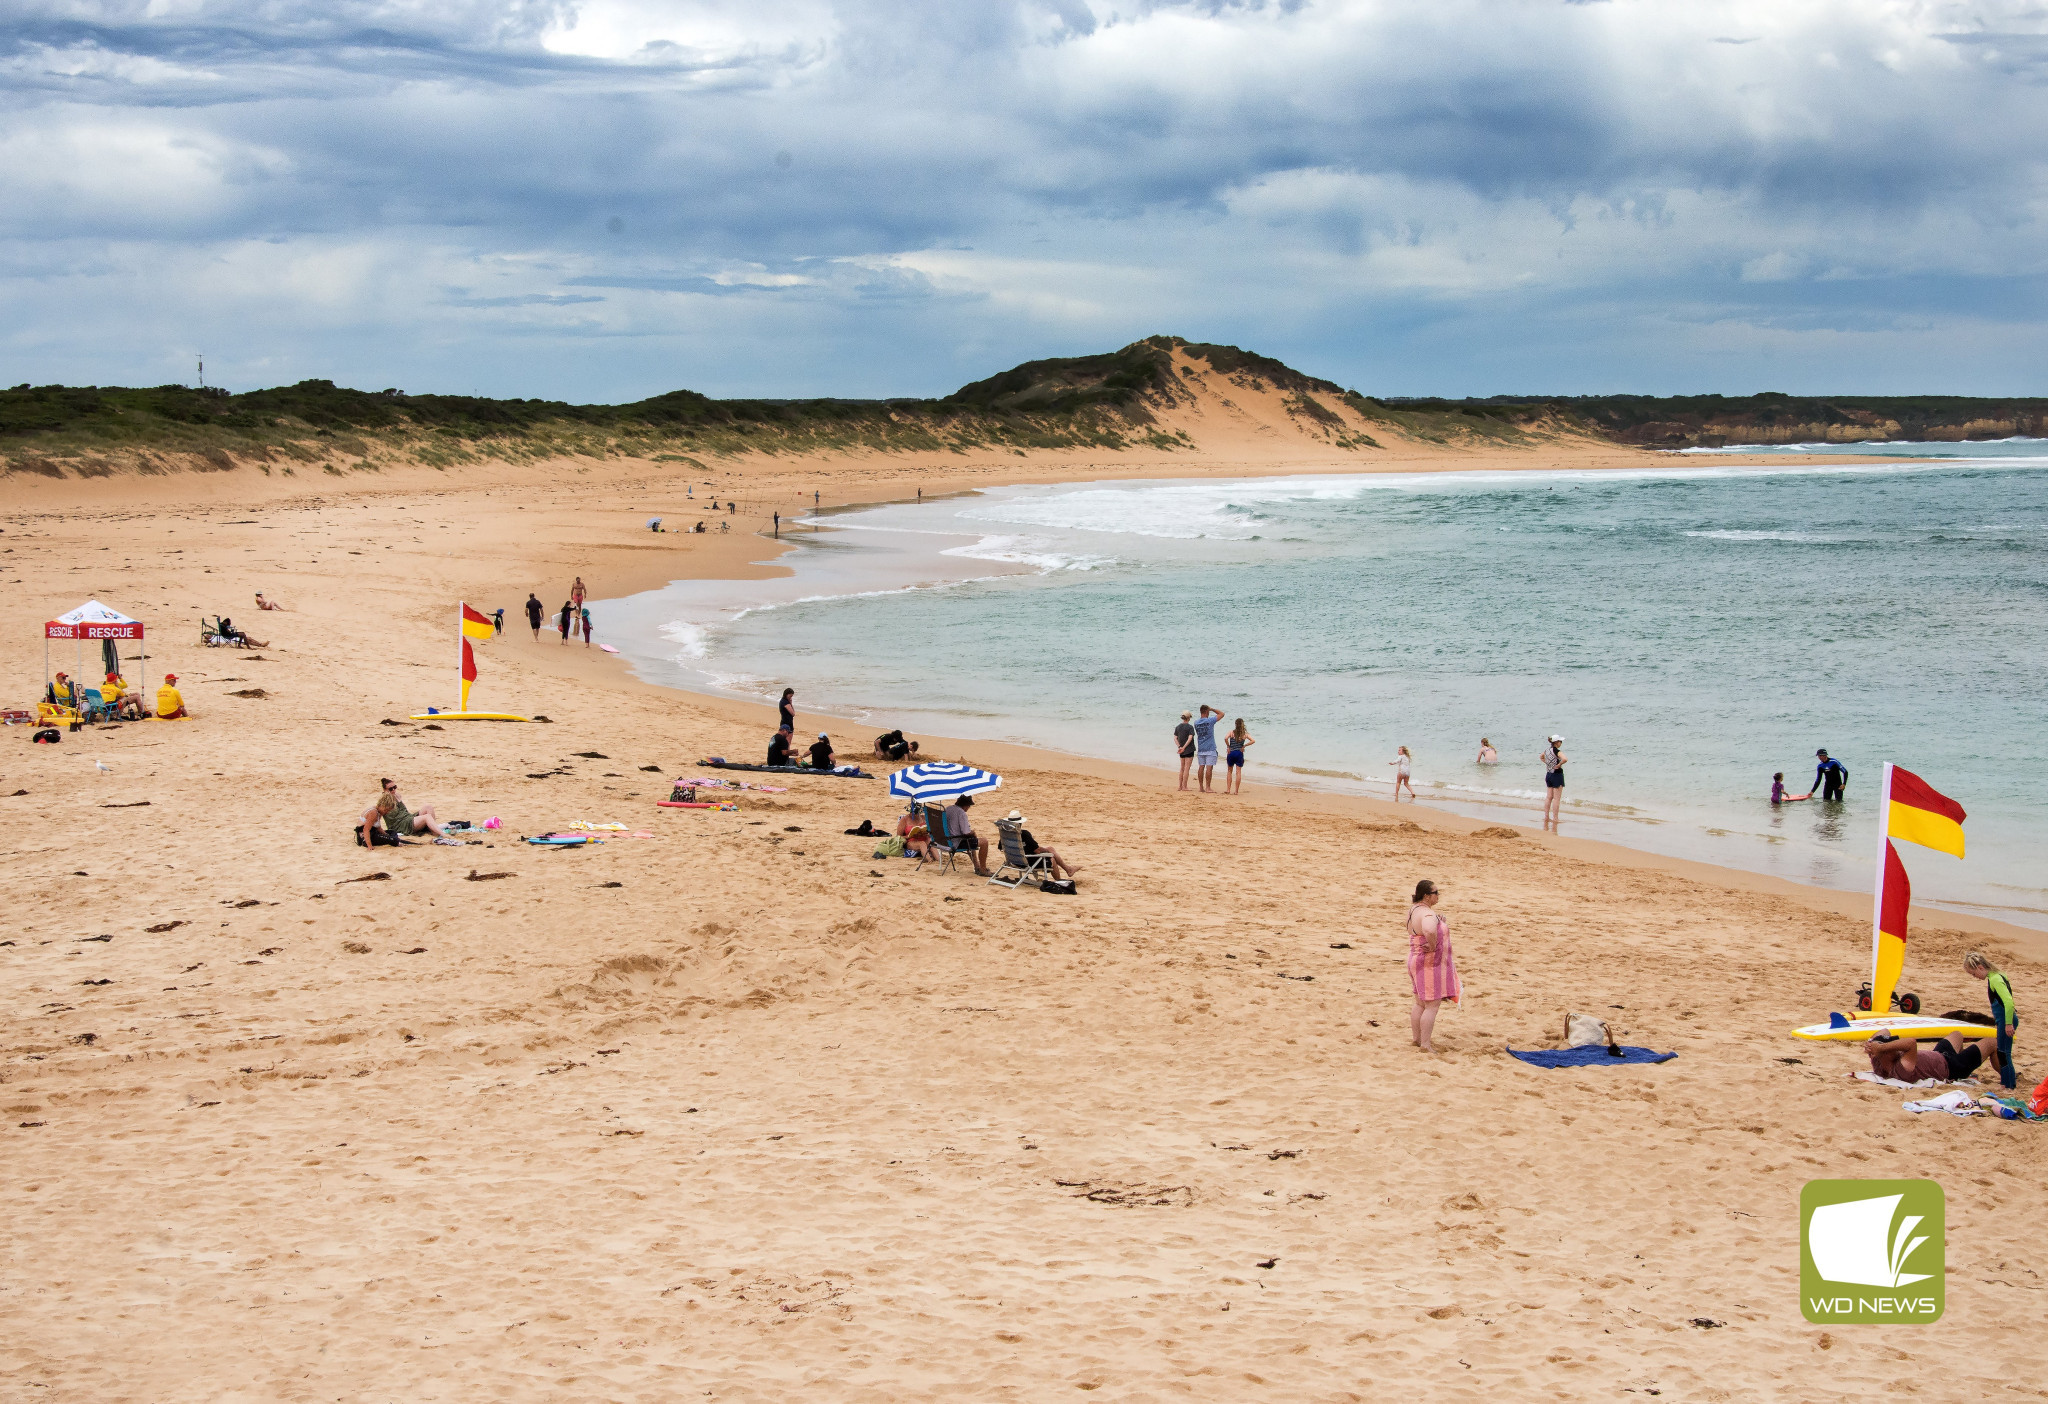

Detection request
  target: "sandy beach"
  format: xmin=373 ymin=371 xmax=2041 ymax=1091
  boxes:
xmin=5 ymin=435 xmax=2044 ymax=1401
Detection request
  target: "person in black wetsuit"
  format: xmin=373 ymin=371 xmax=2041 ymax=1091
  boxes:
xmin=1813 ymin=749 xmax=1849 ymax=802
xmin=767 ymin=728 xmax=794 ymax=767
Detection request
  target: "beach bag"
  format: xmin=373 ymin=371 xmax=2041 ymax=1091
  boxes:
xmin=872 ymin=836 xmax=906 ymax=858
xmin=1564 ymin=1012 xmax=1609 ymax=1047
xmin=31 ymin=728 xmax=60 ymax=744
xmin=1039 ymin=878 xmax=1077 ymax=895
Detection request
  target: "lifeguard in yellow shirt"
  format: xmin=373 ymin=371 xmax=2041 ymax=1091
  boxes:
xmin=156 ymin=673 xmax=189 ymax=720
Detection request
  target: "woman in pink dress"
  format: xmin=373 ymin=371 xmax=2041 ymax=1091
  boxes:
xmin=1406 ymin=879 xmax=1460 ymax=1052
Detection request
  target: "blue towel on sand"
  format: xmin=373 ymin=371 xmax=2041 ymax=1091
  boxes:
xmin=1507 ymin=1045 xmax=1677 ymax=1067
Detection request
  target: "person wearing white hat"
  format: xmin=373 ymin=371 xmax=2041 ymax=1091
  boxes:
xmin=1540 ymin=735 xmax=1567 ymax=829
xmin=1004 ymin=809 xmax=1079 ymax=882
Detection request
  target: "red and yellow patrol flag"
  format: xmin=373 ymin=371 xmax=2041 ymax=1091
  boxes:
xmin=1886 ymin=764 xmax=1966 ymax=858
xmin=1871 ymin=840 xmax=1911 ymax=1016
xmin=460 ymin=638 xmax=478 ymax=712
xmin=1867 ymin=763 xmax=1966 ymax=1016
xmin=461 ymin=602 xmax=495 ymax=641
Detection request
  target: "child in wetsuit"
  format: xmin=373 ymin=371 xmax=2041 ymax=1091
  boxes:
xmin=1966 ymin=951 xmax=2019 ymax=1090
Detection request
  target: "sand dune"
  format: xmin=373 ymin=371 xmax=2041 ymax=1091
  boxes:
xmin=3 ymin=449 xmax=2041 ymax=1400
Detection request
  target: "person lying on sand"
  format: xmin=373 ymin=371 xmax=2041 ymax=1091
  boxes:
xmin=362 ymin=777 xmax=457 ymax=847
xmin=1864 ymin=1030 xmax=2002 ymax=1083
xmin=255 ymin=592 xmax=283 ymax=611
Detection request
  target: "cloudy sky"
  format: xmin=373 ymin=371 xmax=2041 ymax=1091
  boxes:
xmin=5 ymin=0 xmax=2046 ymax=400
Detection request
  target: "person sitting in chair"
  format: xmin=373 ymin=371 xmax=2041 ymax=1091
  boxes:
xmin=943 ymin=794 xmax=994 ymax=877
xmin=1863 ymin=1029 xmax=2001 ymax=1083
xmin=102 ymin=672 xmax=145 ymax=720
xmin=898 ymin=807 xmax=931 ymax=862
xmin=49 ymin=672 xmax=78 ymax=708
xmin=767 ymin=727 xmax=795 ymax=767
xmin=808 ymin=732 xmax=836 ymax=770
xmin=1003 ymin=809 xmax=1080 ymax=882
xmin=217 ymin=616 xmax=269 ymax=649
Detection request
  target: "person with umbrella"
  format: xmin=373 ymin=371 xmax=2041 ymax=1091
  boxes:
xmin=889 ymin=762 xmax=1003 ymax=875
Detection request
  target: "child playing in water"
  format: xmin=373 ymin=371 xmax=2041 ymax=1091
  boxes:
xmin=1771 ymin=772 xmax=1811 ymax=805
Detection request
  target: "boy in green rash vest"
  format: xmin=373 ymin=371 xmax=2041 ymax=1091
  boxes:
xmin=1965 ymin=951 xmax=2019 ymax=1090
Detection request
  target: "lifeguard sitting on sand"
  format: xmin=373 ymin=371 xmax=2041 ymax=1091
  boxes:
xmin=156 ymin=673 xmax=189 ymax=719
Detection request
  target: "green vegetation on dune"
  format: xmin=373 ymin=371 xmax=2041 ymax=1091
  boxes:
xmin=24 ymin=339 xmax=2025 ymax=477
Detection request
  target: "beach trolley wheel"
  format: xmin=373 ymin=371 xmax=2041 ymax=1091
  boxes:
xmin=1899 ymin=992 xmax=1921 ymax=1015
xmin=1856 ymin=990 xmax=1873 ymax=1012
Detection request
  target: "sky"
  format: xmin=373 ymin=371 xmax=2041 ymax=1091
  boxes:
xmin=4 ymin=0 xmax=2047 ymax=402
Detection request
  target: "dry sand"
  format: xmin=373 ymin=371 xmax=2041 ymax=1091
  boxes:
xmin=4 ymin=430 xmax=2044 ymax=1402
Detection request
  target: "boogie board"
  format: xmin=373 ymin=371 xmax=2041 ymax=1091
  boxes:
xmin=524 ymin=835 xmax=595 ymax=846
xmin=410 ymin=711 xmax=532 ymax=722
xmin=657 ymin=800 xmax=718 ymax=809
xmin=1792 ymin=1014 xmax=1995 ymax=1042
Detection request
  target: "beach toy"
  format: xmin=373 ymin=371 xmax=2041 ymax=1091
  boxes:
xmin=483 ymin=817 xmax=501 ymax=830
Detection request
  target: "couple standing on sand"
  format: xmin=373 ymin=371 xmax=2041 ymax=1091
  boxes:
xmin=1174 ymin=705 xmax=1253 ymax=795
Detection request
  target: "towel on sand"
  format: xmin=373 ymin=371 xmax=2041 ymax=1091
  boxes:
xmin=1507 ymin=1045 xmax=1676 ymax=1067
xmin=1903 ymin=1090 xmax=1981 ymax=1116
xmin=1853 ymin=1070 xmax=1972 ymax=1090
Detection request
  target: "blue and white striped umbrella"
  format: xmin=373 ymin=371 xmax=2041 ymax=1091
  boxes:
xmin=887 ymin=761 xmax=1003 ymax=801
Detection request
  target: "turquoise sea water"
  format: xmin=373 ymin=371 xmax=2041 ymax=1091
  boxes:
xmin=604 ymin=444 xmax=2048 ymax=927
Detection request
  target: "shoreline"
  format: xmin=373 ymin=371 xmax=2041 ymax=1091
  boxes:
xmin=573 ymin=451 xmax=2044 ymax=954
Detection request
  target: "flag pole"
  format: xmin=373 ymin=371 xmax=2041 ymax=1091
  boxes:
xmin=457 ymin=601 xmax=465 ymax=713
xmin=1869 ymin=761 xmax=1895 ymax=1012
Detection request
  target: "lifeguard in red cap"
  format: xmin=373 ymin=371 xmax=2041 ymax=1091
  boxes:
xmin=156 ymin=673 xmax=189 ymax=720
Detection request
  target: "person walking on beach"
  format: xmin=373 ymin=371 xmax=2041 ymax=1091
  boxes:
xmin=1812 ymin=749 xmax=1849 ymax=802
xmin=1173 ymin=712 xmax=1196 ymax=791
xmin=1475 ymin=738 xmax=1498 ymax=765
xmin=570 ymin=576 xmax=587 ymax=618
xmin=1225 ymin=718 xmax=1254 ymax=795
xmin=1540 ymin=735 xmax=1567 ymax=829
xmin=580 ymin=605 xmax=593 ymax=647
xmin=1389 ymin=745 xmax=1416 ymax=801
xmin=779 ymin=687 xmax=797 ymax=733
xmin=558 ymin=600 xmax=573 ymax=644
xmin=1406 ymin=879 xmax=1459 ymax=1053
xmin=524 ymin=593 xmax=544 ymax=640
xmin=774 ymin=511 xmax=780 ymax=537
xmin=1965 ymin=951 xmax=2019 ymax=1090
xmin=1192 ymin=704 xmax=1224 ymax=792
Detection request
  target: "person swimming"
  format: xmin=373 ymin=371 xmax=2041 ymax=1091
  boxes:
xmin=1476 ymin=738 xmax=1498 ymax=764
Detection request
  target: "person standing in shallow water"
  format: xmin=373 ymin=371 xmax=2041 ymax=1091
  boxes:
xmin=1540 ymin=735 xmax=1567 ymax=829
xmin=1407 ymin=879 xmax=1459 ymax=1052
xmin=1225 ymin=718 xmax=1253 ymax=795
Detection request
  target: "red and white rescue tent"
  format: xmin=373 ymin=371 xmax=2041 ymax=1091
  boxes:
xmin=43 ymin=599 xmax=147 ymax=705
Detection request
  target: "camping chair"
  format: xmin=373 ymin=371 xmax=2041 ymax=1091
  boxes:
xmin=916 ymin=802 xmax=972 ymax=875
xmin=78 ymin=688 xmax=108 ymax=724
xmin=989 ymin=819 xmax=1053 ymax=889
xmin=202 ymin=616 xmax=225 ymax=647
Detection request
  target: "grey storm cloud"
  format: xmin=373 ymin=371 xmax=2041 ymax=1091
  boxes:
xmin=4 ymin=0 xmax=2047 ymax=399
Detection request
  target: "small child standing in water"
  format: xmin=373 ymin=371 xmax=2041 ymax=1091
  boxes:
xmin=1771 ymin=772 xmax=1811 ymax=805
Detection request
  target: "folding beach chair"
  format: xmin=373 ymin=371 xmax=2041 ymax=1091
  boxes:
xmin=988 ymin=819 xmax=1053 ymax=889
xmin=917 ymin=802 xmax=974 ymax=875
xmin=78 ymin=688 xmax=108 ymax=724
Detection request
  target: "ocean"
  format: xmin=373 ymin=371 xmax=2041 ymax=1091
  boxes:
xmin=601 ymin=442 xmax=2048 ymax=928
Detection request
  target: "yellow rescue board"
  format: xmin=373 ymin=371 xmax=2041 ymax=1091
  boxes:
xmin=409 ymin=711 xmax=532 ymax=722
xmin=1792 ymin=1015 xmax=1995 ymax=1042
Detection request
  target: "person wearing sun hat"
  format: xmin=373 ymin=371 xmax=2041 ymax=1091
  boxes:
xmin=156 ymin=672 xmax=189 ymax=720
xmin=1003 ymin=808 xmax=1080 ymax=882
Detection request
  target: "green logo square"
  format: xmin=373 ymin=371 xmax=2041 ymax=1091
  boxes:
xmin=1801 ymin=1179 xmax=1944 ymax=1324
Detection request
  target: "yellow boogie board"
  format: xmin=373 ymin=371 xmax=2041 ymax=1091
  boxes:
xmin=410 ymin=711 xmax=532 ymax=722
xmin=1793 ymin=1014 xmax=1995 ymax=1042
